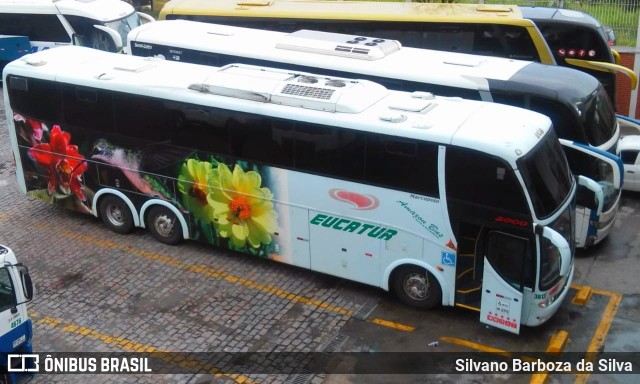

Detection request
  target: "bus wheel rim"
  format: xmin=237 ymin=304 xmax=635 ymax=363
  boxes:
xmin=154 ymin=214 xmax=175 ymax=238
xmin=106 ymin=204 xmax=125 ymax=227
xmin=404 ymin=273 xmax=430 ymax=300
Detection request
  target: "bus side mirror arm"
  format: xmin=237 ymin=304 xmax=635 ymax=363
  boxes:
xmin=137 ymin=12 xmax=155 ymax=24
xmin=93 ymin=25 xmax=123 ymax=52
xmin=577 ymin=175 xmax=604 ymax=216
xmin=536 ymin=225 xmax=572 ymax=277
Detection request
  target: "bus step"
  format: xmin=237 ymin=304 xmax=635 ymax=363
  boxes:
xmin=455 ymin=280 xmax=482 ymax=304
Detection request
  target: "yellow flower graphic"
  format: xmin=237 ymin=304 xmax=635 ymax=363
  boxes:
xmin=207 ymin=163 xmax=278 ymax=249
xmin=177 ymin=159 xmax=215 ymax=223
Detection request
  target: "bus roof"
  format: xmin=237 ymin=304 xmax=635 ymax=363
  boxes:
xmin=129 ymin=20 xmax=600 ymax=104
xmin=521 ymin=7 xmax=603 ymax=28
xmin=6 ymin=45 xmax=551 ymax=164
xmin=159 ymin=0 xmax=529 ymax=24
xmin=0 ymin=0 xmax=135 ymax=22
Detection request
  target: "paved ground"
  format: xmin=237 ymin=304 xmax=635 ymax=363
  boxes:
xmin=0 ymin=87 xmax=639 ymax=384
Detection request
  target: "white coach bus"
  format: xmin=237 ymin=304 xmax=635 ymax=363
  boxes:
xmin=127 ymin=20 xmax=622 ymax=249
xmin=3 ymin=46 xmax=576 ymax=334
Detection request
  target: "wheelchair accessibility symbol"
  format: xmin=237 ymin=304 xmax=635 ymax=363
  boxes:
xmin=441 ymin=252 xmax=456 ymax=267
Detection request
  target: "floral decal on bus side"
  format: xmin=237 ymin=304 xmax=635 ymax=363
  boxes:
xmin=177 ymin=158 xmax=279 ymax=251
xmin=29 ymin=125 xmax=88 ymax=202
xmin=15 ymin=114 xmax=91 ymax=213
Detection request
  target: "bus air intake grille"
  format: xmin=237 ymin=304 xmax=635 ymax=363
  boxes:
xmin=335 ymin=45 xmax=370 ymax=55
xmin=280 ymin=84 xmax=335 ymax=100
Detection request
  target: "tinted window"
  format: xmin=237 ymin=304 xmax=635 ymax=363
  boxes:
xmin=65 ymin=15 xmax=115 ymax=51
xmin=0 ymin=13 xmax=69 ymax=43
xmin=621 ymin=150 xmax=639 ymax=165
xmin=528 ymin=96 xmax=583 ymax=142
xmin=446 ymin=146 xmax=528 ymax=213
xmin=61 ymin=85 xmax=114 ymax=133
xmin=367 ymin=136 xmax=439 ymax=197
xmin=7 ymin=76 xmax=62 ymax=122
xmin=486 ymin=231 xmax=533 ymax=290
xmin=583 ymin=87 xmax=616 ymax=147
xmin=114 ymin=94 xmax=172 ymax=142
xmin=294 ymin=122 xmax=365 ymax=180
xmin=562 ymin=145 xmax=617 ymax=211
xmin=517 ymin=130 xmax=573 ymax=219
xmin=536 ymin=22 xmax=612 ymax=63
xmin=171 ymin=104 xmax=231 ymax=155
xmin=0 ymin=268 xmax=16 ymax=311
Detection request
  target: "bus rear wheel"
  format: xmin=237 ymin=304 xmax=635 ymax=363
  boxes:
xmin=99 ymin=195 xmax=134 ymax=234
xmin=147 ymin=206 xmax=183 ymax=245
xmin=392 ymin=265 xmax=441 ymax=309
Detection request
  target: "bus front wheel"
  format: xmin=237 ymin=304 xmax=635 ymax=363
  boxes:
xmin=392 ymin=265 xmax=441 ymax=309
xmin=99 ymin=195 xmax=134 ymax=234
xmin=147 ymin=206 xmax=183 ymax=245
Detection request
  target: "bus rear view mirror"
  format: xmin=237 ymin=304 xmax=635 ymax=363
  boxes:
xmin=17 ymin=265 xmax=33 ymax=302
xmin=540 ymin=226 xmax=571 ymax=278
xmin=577 ymin=175 xmax=604 ymax=216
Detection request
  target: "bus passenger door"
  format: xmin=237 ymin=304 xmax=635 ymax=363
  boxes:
xmin=480 ymin=231 xmax=527 ymax=335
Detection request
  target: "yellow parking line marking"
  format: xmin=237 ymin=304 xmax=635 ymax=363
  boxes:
xmin=573 ymin=288 xmax=622 ymax=384
xmin=529 ymin=330 xmax=570 ymax=384
xmin=546 ymin=330 xmax=569 ymax=356
xmin=439 ymin=336 xmax=513 ymax=358
xmin=369 ymin=318 xmax=415 ymax=332
xmin=35 ymin=225 xmax=415 ymax=332
xmin=443 ymin=286 xmax=623 ymax=384
xmin=30 ymin=312 xmax=257 ymax=383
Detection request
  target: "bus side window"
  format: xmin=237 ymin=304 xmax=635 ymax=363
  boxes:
xmin=621 ymin=150 xmax=639 ymax=165
xmin=229 ymin=113 xmax=294 ymax=167
xmin=114 ymin=94 xmax=173 ymax=142
xmin=171 ymin=104 xmax=231 ymax=156
xmin=293 ymin=122 xmax=365 ymax=181
xmin=7 ymin=76 xmax=62 ymax=122
xmin=366 ymin=135 xmax=439 ymax=197
xmin=0 ymin=13 xmax=70 ymax=43
xmin=61 ymin=85 xmax=114 ymax=133
xmin=0 ymin=268 xmax=16 ymax=311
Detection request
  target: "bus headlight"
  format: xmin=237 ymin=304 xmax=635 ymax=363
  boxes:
xmin=538 ymin=295 xmax=557 ymax=308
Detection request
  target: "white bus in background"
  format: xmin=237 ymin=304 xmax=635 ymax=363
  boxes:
xmin=127 ymin=20 xmax=623 ymax=249
xmin=0 ymin=0 xmax=154 ymax=54
xmin=4 ymin=46 xmax=576 ymax=333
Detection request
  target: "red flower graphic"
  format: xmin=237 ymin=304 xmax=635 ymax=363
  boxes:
xmin=14 ymin=113 xmax=46 ymax=145
xmin=29 ymin=125 xmax=88 ymax=201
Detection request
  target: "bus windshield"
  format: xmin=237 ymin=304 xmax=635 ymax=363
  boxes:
xmin=517 ymin=130 xmax=574 ymax=219
xmin=103 ymin=12 xmax=142 ymax=48
xmin=582 ymin=87 xmax=617 ymax=148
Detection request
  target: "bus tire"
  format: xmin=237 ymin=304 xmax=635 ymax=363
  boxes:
xmin=99 ymin=195 xmax=134 ymax=234
xmin=392 ymin=265 xmax=441 ymax=309
xmin=147 ymin=206 xmax=183 ymax=245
